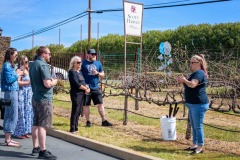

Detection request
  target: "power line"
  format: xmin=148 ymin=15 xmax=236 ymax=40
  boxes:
xmin=11 ymin=12 xmax=88 ymax=42
xmin=13 ymin=11 xmax=87 ymax=39
xmin=11 ymin=0 xmax=231 ymax=42
xmin=0 ymin=0 xmax=26 ymax=16
xmin=145 ymin=0 xmax=232 ymax=10
xmin=144 ymin=0 xmax=192 ymax=7
xmin=93 ymin=0 xmax=231 ymax=13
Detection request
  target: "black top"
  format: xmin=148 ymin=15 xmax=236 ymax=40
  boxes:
xmin=184 ymin=70 xmax=209 ymax=104
xmin=68 ymin=69 xmax=86 ymax=95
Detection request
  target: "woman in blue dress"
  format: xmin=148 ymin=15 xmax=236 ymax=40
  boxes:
xmin=14 ymin=55 xmax=33 ymax=139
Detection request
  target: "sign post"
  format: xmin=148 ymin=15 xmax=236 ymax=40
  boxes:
xmin=123 ymin=0 xmax=143 ymax=125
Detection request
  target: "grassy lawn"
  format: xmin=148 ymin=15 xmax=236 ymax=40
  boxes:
xmin=52 ymin=93 xmax=240 ymax=160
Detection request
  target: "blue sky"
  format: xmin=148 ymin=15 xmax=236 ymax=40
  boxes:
xmin=0 ymin=0 xmax=239 ymax=51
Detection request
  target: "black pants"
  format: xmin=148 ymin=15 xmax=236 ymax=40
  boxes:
xmin=0 ymin=104 xmax=4 ymax=120
xmin=70 ymin=93 xmax=84 ymax=132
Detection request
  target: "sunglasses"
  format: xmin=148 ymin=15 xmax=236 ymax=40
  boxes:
xmin=25 ymin=61 xmax=29 ymax=64
xmin=190 ymin=61 xmax=199 ymax=64
xmin=77 ymin=61 xmax=82 ymax=64
xmin=91 ymin=53 xmax=97 ymax=56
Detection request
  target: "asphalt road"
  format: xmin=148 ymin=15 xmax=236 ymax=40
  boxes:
xmin=0 ymin=120 xmax=120 ymax=160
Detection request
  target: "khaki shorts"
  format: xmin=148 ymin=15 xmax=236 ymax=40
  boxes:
xmin=32 ymin=99 xmax=53 ymax=128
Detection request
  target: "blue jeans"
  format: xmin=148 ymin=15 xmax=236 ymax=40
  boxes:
xmin=186 ymin=103 xmax=209 ymax=146
xmin=3 ymin=90 xmax=18 ymax=133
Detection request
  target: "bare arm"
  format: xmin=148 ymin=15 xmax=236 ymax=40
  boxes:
xmin=98 ymin=71 xmax=104 ymax=78
xmin=92 ymin=69 xmax=104 ymax=78
xmin=18 ymin=76 xmax=30 ymax=86
xmin=177 ymin=76 xmax=199 ymax=88
xmin=79 ymin=84 xmax=90 ymax=94
xmin=43 ymin=78 xmax=58 ymax=88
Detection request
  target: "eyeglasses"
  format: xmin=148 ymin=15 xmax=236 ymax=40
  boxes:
xmin=190 ymin=61 xmax=199 ymax=64
xmin=25 ymin=61 xmax=29 ymax=64
xmin=77 ymin=61 xmax=82 ymax=64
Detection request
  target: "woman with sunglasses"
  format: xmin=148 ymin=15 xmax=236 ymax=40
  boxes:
xmin=1 ymin=48 xmax=23 ymax=147
xmin=177 ymin=54 xmax=209 ymax=155
xmin=68 ymin=56 xmax=90 ymax=133
xmin=13 ymin=55 xmax=33 ymax=139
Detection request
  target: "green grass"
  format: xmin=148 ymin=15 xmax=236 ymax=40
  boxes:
xmin=53 ymin=115 xmax=240 ymax=160
xmin=52 ymin=98 xmax=240 ymax=142
xmin=52 ymin=93 xmax=240 ymax=160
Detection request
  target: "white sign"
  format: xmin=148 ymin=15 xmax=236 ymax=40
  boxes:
xmin=124 ymin=1 xmax=143 ymax=37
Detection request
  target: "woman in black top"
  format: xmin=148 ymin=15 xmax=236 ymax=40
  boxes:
xmin=68 ymin=56 xmax=90 ymax=133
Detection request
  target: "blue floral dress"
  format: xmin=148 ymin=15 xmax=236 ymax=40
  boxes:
xmin=13 ymin=74 xmax=33 ymax=136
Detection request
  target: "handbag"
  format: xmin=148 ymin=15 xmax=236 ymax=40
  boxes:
xmin=0 ymin=98 xmax=11 ymax=106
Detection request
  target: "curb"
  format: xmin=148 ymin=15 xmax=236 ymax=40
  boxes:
xmin=47 ymin=128 xmax=163 ymax=160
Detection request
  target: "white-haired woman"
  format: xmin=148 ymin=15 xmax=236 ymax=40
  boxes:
xmin=68 ymin=56 xmax=90 ymax=133
xmin=177 ymin=54 xmax=209 ymax=155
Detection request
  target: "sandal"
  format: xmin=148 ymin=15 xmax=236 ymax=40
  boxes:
xmin=24 ymin=135 xmax=30 ymax=138
xmin=8 ymin=139 xmax=19 ymax=144
xmin=4 ymin=140 xmax=20 ymax=147
xmin=15 ymin=136 xmax=26 ymax=139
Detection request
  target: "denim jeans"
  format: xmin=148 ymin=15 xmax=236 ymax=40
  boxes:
xmin=186 ymin=103 xmax=209 ymax=146
xmin=3 ymin=90 xmax=18 ymax=133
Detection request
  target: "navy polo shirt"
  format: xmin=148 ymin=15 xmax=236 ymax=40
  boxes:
xmin=184 ymin=70 xmax=209 ymax=104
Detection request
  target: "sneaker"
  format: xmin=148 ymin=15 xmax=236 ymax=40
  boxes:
xmin=86 ymin=121 xmax=91 ymax=127
xmin=38 ymin=150 xmax=57 ymax=160
xmin=102 ymin=120 xmax=113 ymax=127
xmin=32 ymin=146 xmax=40 ymax=156
xmin=69 ymin=130 xmax=79 ymax=134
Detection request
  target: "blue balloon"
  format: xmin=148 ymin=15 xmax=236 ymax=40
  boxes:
xmin=159 ymin=42 xmax=165 ymax=54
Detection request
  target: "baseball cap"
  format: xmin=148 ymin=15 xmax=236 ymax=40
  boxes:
xmin=87 ymin=49 xmax=97 ymax=54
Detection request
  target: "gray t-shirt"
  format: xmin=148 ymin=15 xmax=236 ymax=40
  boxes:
xmin=29 ymin=57 xmax=53 ymax=102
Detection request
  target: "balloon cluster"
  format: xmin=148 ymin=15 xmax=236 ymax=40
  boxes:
xmin=158 ymin=41 xmax=173 ymax=77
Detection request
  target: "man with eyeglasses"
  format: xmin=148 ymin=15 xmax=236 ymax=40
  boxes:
xmin=81 ymin=49 xmax=113 ymax=127
xmin=29 ymin=46 xmax=58 ymax=160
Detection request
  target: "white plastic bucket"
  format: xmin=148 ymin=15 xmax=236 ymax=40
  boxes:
xmin=160 ymin=116 xmax=177 ymax=140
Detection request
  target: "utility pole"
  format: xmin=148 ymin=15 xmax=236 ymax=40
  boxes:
xmin=88 ymin=0 xmax=92 ymax=49
xmin=59 ymin=28 xmax=61 ymax=46
xmin=80 ymin=24 xmax=82 ymax=54
xmin=97 ymin=22 xmax=99 ymax=54
xmin=32 ymin=30 xmax=34 ymax=57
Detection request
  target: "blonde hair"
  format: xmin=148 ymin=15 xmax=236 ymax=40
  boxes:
xmin=68 ymin=56 xmax=81 ymax=71
xmin=192 ymin=54 xmax=208 ymax=78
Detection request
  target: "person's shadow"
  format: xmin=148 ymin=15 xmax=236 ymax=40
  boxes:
xmin=0 ymin=149 xmax=35 ymax=159
xmin=0 ymin=133 xmax=35 ymax=159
